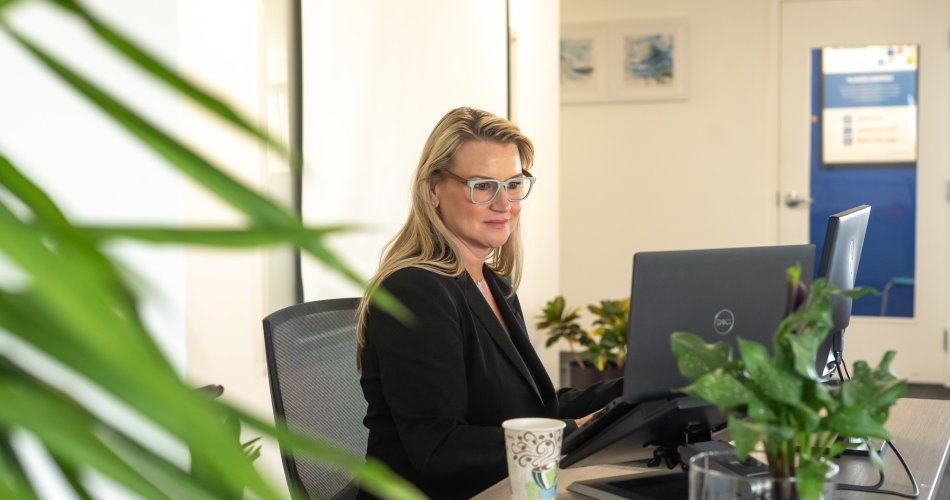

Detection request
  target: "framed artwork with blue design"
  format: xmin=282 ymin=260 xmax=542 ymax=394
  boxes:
xmin=561 ymin=18 xmax=689 ymax=104
xmin=560 ymin=24 xmax=608 ymax=103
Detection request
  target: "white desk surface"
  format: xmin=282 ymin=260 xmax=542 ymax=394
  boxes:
xmin=474 ymin=398 xmax=950 ymax=499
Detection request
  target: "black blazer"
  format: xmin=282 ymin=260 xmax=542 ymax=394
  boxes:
xmin=359 ymin=266 xmax=622 ymax=499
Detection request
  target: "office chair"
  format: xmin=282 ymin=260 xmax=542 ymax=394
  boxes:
xmin=880 ymin=277 xmax=914 ymax=316
xmin=263 ymin=298 xmax=366 ymax=500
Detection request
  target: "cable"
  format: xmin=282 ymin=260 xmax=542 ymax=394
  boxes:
xmin=832 ymin=355 xmax=920 ymax=498
xmin=837 ymin=439 xmax=920 ymax=498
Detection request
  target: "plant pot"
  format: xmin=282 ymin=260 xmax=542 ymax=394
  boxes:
xmin=688 ymin=450 xmax=838 ymax=500
xmin=568 ymin=362 xmax=624 ymax=390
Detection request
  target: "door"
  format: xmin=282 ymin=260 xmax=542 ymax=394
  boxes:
xmin=779 ymin=0 xmax=950 ymax=383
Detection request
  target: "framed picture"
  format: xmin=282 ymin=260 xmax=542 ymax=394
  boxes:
xmin=560 ymin=24 xmax=608 ymax=103
xmin=561 ymin=18 xmax=689 ymax=104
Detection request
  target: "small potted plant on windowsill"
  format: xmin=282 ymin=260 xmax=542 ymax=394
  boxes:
xmin=536 ymin=296 xmax=629 ymax=389
xmin=670 ymin=264 xmax=906 ymax=500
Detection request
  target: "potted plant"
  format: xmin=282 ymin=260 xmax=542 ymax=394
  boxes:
xmin=537 ymin=296 xmax=629 ymax=389
xmin=670 ymin=264 xmax=906 ymax=500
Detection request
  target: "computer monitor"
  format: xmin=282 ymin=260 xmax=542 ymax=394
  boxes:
xmin=814 ymin=204 xmax=871 ymax=379
xmin=561 ymin=244 xmax=815 ymax=469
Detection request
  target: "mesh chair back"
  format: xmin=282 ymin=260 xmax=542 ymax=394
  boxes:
xmin=263 ymin=298 xmax=365 ymax=500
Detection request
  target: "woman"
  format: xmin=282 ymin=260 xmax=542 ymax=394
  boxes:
xmin=357 ymin=107 xmax=621 ymax=498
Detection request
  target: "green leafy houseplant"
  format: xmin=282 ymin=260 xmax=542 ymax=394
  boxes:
xmin=0 ymin=0 xmax=418 ymax=498
xmin=537 ymin=296 xmax=629 ymax=371
xmin=670 ymin=265 xmax=907 ymax=500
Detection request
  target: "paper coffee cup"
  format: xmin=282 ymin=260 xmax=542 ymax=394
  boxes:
xmin=502 ymin=418 xmax=566 ymax=500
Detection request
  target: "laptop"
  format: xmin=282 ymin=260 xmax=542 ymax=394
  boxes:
xmin=561 ymin=245 xmax=815 ymax=468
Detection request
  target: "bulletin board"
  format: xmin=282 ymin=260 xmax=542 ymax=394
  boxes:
xmin=820 ymin=45 xmax=918 ymax=166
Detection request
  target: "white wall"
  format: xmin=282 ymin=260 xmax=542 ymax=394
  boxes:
xmin=510 ymin=0 xmax=563 ymax=382
xmin=299 ymin=0 xmax=510 ymax=301
xmin=560 ymin=0 xmax=780 ymax=308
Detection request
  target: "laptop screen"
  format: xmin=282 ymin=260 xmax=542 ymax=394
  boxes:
xmin=622 ymin=245 xmax=815 ymax=405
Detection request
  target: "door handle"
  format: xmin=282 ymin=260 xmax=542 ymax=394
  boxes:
xmin=783 ymin=191 xmax=814 ymax=208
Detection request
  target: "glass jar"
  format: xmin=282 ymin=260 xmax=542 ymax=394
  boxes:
xmin=688 ymin=450 xmax=839 ymax=500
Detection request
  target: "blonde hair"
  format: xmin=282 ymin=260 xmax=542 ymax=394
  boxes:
xmin=356 ymin=107 xmax=534 ymax=369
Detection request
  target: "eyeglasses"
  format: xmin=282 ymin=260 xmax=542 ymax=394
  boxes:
xmin=438 ymin=170 xmax=537 ymax=205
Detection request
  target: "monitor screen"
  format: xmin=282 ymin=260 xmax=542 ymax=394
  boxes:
xmin=561 ymin=245 xmax=815 ymax=468
xmin=814 ymin=204 xmax=871 ymax=378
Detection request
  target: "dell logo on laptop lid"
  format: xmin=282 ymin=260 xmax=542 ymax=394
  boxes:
xmin=713 ymin=309 xmax=735 ymax=335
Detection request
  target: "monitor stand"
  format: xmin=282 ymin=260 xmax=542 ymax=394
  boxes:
xmin=839 ymin=437 xmax=888 ymax=457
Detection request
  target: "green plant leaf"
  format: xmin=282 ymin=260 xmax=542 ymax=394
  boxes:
xmin=0 ymin=431 xmax=37 ymax=500
xmin=786 ymin=263 xmax=801 ymax=289
xmin=242 ymin=437 xmax=263 ymax=462
xmin=230 ymin=406 xmax=425 ymax=500
xmin=80 ymin=224 xmax=357 ymax=247
xmin=785 ymin=329 xmax=824 ymax=380
xmin=537 ymin=296 xmax=589 ymax=351
xmin=0 ymin=154 xmax=139 ymax=312
xmin=97 ymin=425 xmax=233 ymax=500
xmin=670 ymin=332 xmax=731 ymax=381
xmin=727 ymin=416 xmax=764 ymax=459
xmin=839 ymin=286 xmax=878 ymax=299
xmin=825 ymin=409 xmax=890 ymax=440
xmin=0 ymin=375 xmax=187 ymax=499
xmin=541 ymin=296 xmax=566 ymax=320
xmin=795 ymin=455 xmax=829 ymax=500
xmin=0 ymin=153 xmax=71 ymax=230
xmin=746 ymin=400 xmax=778 ymax=423
xmin=0 ymin=314 xmax=278 ymax=499
xmin=678 ymin=371 xmax=773 ymax=420
xmin=827 ymin=441 xmax=850 ymax=460
xmin=803 ymin=379 xmax=837 ymax=411
xmin=539 ymin=296 xmax=627 ymax=368
xmin=0 ymin=202 xmax=280 ymax=498
xmin=840 ymin=353 xmax=906 ymax=416
xmin=867 ymin=381 xmax=907 ymax=422
xmin=0 ymin=0 xmax=23 ymax=11
xmin=789 ymin=404 xmax=821 ymax=433
xmin=50 ymin=454 xmax=94 ymax=500
xmin=872 ymin=350 xmax=899 ymax=380
xmin=738 ymin=337 xmax=802 ymax=406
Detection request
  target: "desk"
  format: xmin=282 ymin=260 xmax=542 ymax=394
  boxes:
xmin=475 ymin=398 xmax=950 ymax=499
